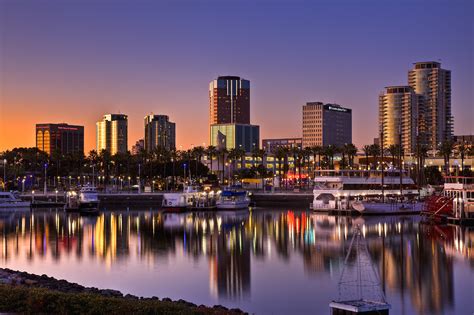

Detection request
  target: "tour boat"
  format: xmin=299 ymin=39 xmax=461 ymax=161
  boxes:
xmin=422 ymin=176 xmax=474 ymax=225
xmin=78 ymin=186 xmax=99 ymax=214
xmin=161 ymin=186 xmax=200 ymax=211
xmin=216 ymin=189 xmax=251 ymax=210
xmin=0 ymin=191 xmax=31 ymax=208
xmin=312 ymin=170 xmax=428 ymax=215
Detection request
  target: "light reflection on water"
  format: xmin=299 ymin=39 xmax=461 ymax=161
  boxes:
xmin=0 ymin=208 xmax=472 ymax=315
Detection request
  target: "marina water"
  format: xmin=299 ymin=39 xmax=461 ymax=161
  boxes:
xmin=0 ymin=208 xmax=472 ymax=315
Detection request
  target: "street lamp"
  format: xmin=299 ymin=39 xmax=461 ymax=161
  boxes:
xmin=2 ymin=159 xmax=6 ymax=191
xmin=55 ymin=189 xmax=58 ymax=203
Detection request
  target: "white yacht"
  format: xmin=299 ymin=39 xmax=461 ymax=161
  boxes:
xmin=78 ymin=186 xmax=99 ymax=209
xmin=216 ymin=189 xmax=251 ymax=210
xmin=162 ymin=186 xmax=200 ymax=211
xmin=0 ymin=191 xmax=31 ymax=208
xmin=312 ymin=170 xmax=425 ymax=214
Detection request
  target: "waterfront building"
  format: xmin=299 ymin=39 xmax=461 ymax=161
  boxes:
xmin=378 ymin=86 xmax=422 ymax=154
xmin=302 ymin=102 xmax=352 ymax=148
xmin=262 ymin=138 xmax=302 ymax=153
xmin=210 ymin=124 xmax=259 ymax=153
xmin=453 ymin=135 xmax=474 ymax=146
xmin=144 ymin=114 xmax=176 ymax=152
xmin=209 ymin=76 xmax=250 ymax=125
xmin=131 ymin=139 xmax=145 ymax=155
xmin=96 ymin=114 xmax=128 ymax=155
xmin=36 ymin=123 xmax=84 ymax=155
xmin=408 ymin=61 xmax=452 ymax=149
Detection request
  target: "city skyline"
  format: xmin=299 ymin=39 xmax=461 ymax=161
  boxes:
xmin=1 ymin=0 xmax=472 ymax=153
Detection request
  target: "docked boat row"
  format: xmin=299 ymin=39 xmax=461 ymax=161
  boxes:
xmin=161 ymin=186 xmax=251 ymax=211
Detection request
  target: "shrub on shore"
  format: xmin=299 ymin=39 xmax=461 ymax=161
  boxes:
xmin=0 ymin=284 xmax=241 ymax=315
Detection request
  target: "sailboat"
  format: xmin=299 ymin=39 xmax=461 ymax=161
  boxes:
xmin=329 ymin=226 xmax=390 ymax=314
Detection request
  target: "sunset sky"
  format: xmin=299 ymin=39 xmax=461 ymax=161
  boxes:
xmin=0 ymin=0 xmax=472 ymax=153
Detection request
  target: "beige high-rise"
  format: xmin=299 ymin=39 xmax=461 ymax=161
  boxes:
xmin=96 ymin=114 xmax=128 ymax=155
xmin=379 ymin=86 xmax=422 ymax=154
xmin=408 ymin=61 xmax=452 ymax=149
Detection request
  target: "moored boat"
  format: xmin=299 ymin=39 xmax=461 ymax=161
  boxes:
xmin=312 ymin=170 xmax=426 ymax=215
xmin=216 ymin=189 xmax=250 ymax=210
xmin=0 ymin=191 xmax=31 ymax=208
xmin=162 ymin=186 xmax=200 ymax=212
xmin=422 ymin=176 xmax=474 ymax=225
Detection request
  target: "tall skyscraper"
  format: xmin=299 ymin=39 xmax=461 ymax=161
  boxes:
xmin=302 ymin=102 xmax=352 ymax=148
xmin=209 ymin=76 xmax=250 ymax=125
xmin=408 ymin=61 xmax=452 ymax=149
xmin=378 ymin=86 xmax=422 ymax=154
xmin=96 ymin=114 xmax=128 ymax=155
xmin=36 ymin=123 xmax=84 ymax=155
xmin=209 ymin=75 xmax=259 ymax=152
xmin=144 ymin=114 xmax=176 ymax=152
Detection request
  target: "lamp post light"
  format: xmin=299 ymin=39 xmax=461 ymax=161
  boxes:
xmin=2 ymin=159 xmax=6 ymax=191
xmin=22 ymin=178 xmax=25 ymax=193
xmin=152 ymin=180 xmax=155 ymax=193
xmin=32 ymin=190 xmax=35 ymax=203
xmin=43 ymin=163 xmax=48 ymax=195
xmin=55 ymin=189 xmax=58 ymax=203
xmin=138 ymin=164 xmax=141 ymax=194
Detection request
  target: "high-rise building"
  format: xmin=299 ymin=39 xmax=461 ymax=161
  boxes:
xmin=209 ymin=76 xmax=250 ymax=125
xmin=36 ymin=123 xmax=84 ymax=155
xmin=302 ymin=102 xmax=352 ymax=148
xmin=96 ymin=114 xmax=128 ymax=155
xmin=210 ymin=124 xmax=259 ymax=152
xmin=144 ymin=114 xmax=176 ymax=151
xmin=408 ymin=61 xmax=452 ymax=149
xmin=262 ymin=138 xmax=302 ymax=153
xmin=209 ymin=75 xmax=259 ymax=152
xmin=378 ymin=86 xmax=422 ymax=154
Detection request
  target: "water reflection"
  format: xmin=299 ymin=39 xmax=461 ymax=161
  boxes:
xmin=0 ymin=209 xmax=472 ymax=314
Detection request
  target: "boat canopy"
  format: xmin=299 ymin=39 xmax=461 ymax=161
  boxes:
xmin=221 ymin=190 xmax=246 ymax=197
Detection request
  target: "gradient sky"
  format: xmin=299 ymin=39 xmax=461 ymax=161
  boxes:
xmin=0 ymin=0 xmax=472 ymax=153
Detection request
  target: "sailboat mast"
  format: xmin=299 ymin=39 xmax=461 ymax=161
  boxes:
xmin=380 ymin=131 xmax=385 ymax=203
xmin=399 ymin=124 xmax=403 ymax=198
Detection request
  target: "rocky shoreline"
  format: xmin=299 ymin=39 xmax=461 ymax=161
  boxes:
xmin=0 ymin=268 xmax=246 ymax=314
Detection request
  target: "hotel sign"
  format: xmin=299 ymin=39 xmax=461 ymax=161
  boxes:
xmin=326 ymin=105 xmax=349 ymax=113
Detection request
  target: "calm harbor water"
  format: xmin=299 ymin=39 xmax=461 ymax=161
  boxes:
xmin=0 ymin=208 xmax=472 ymax=315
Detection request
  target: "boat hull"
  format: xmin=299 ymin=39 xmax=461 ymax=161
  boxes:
xmin=0 ymin=201 xmax=31 ymax=208
xmin=216 ymin=201 xmax=250 ymax=210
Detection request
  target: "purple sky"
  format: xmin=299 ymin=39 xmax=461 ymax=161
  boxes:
xmin=0 ymin=0 xmax=472 ymax=152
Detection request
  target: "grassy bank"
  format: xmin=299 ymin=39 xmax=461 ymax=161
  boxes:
xmin=0 ymin=284 xmax=242 ymax=314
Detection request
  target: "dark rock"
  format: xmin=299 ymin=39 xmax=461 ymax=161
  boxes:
xmin=100 ymin=289 xmax=123 ymax=297
xmin=162 ymin=297 xmax=172 ymax=302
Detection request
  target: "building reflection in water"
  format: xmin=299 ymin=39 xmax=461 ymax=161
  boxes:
xmin=0 ymin=209 xmax=471 ymax=314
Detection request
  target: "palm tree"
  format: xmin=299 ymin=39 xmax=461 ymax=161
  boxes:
xmin=274 ymin=147 xmax=286 ymax=189
xmin=227 ymin=148 xmax=239 ymax=181
xmin=362 ymin=145 xmax=371 ymax=170
xmin=217 ymin=147 xmax=228 ymax=184
xmin=456 ymin=141 xmax=467 ymax=175
xmin=310 ymin=145 xmax=322 ymax=172
xmin=345 ymin=143 xmax=357 ymax=169
xmin=387 ymin=144 xmax=400 ymax=169
xmin=339 ymin=145 xmax=347 ymax=170
xmin=192 ymin=146 xmax=205 ymax=179
xmin=252 ymin=147 xmax=267 ymax=189
xmin=323 ymin=145 xmax=336 ymax=170
xmin=170 ymin=149 xmax=179 ymax=190
xmin=206 ymin=145 xmax=217 ymax=176
xmin=369 ymin=144 xmax=381 ymax=170
xmin=438 ymin=140 xmax=454 ymax=176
